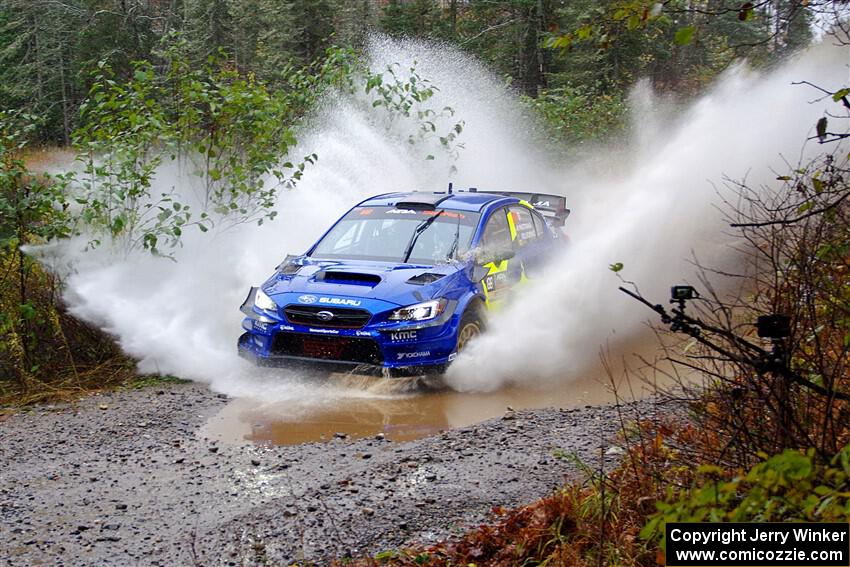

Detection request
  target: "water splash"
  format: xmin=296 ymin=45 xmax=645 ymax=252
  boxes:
xmin=446 ymin=42 xmax=849 ymax=391
xmin=41 ymin=36 xmax=848 ymax=402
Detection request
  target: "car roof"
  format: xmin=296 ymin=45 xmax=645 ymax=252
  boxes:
xmin=358 ymin=191 xmax=517 ymax=213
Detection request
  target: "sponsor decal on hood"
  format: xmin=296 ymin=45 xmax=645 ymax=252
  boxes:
xmin=319 ymin=297 xmax=361 ymax=307
xmin=298 ymin=295 xmax=362 ymax=307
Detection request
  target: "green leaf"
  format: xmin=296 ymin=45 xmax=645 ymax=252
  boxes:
xmin=675 ymin=26 xmax=697 ymax=45
xmin=609 ymin=262 xmax=624 ymax=273
xmin=19 ymin=303 xmax=36 ymax=321
xmin=695 ymin=484 xmax=720 ymax=505
xmin=697 ymin=464 xmax=725 ymax=475
xmin=612 ymin=8 xmax=630 ymax=21
xmin=832 ymin=88 xmax=850 ymax=102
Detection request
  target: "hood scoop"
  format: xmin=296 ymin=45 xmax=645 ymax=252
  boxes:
xmin=315 ymin=270 xmax=382 ymax=286
xmin=406 ymin=272 xmax=446 ymax=286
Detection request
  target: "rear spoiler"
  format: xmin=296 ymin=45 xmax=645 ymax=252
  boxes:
xmin=470 ymin=190 xmax=571 ymax=226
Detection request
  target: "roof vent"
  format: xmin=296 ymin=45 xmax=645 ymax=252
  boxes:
xmin=395 ymin=193 xmax=452 ymax=210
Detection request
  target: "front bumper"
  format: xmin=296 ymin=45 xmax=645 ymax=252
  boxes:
xmin=237 ymin=303 xmax=460 ymax=372
xmin=237 ymin=333 xmax=448 ymax=375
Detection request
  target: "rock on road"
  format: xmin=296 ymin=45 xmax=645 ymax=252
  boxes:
xmin=0 ymin=381 xmax=654 ymax=566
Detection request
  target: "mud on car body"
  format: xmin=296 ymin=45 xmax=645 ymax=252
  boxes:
xmin=238 ymin=188 xmax=569 ymax=375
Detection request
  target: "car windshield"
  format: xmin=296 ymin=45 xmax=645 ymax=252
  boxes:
xmin=310 ymin=206 xmax=480 ymax=264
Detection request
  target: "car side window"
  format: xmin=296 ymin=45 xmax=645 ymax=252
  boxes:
xmin=530 ymin=209 xmax=546 ymax=238
xmin=509 ymin=206 xmax=538 ymax=247
xmin=480 ymin=208 xmax=511 ymax=257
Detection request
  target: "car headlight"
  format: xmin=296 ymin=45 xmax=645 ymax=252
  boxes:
xmin=389 ymin=299 xmax=447 ymax=322
xmin=254 ymin=288 xmax=277 ymax=311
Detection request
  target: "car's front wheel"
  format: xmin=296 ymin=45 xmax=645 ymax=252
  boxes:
xmin=456 ymin=310 xmax=483 ymax=353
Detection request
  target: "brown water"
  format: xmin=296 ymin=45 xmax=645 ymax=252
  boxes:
xmin=202 ymin=369 xmax=656 ymax=446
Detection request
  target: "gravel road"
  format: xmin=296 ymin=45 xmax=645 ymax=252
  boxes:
xmin=0 ymin=381 xmax=657 ymax=566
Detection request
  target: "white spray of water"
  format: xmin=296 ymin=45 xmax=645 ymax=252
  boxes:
xmin=42 ymin=36 xmax=554 ymax=404
xmin=42 ymin=37 xmax=847 ymax=402
xmin=447 ymin=42 xmax=849 ymax=391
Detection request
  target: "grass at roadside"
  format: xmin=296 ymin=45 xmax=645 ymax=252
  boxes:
xmin=343 ymin=413 xmax=850 ymax=567
xmin=0 ymin=364 xmax=189 ymax=408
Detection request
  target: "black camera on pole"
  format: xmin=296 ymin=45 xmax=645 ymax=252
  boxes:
xmin=756 ymin=314 xmax=791 ymax=375
xmin=671 ymin=285 xmax=698 ymax=301
xmin=757 ymin=314 xmax=791 ymax=340
xmin=668 ymin=285 xmax=700 ymax=336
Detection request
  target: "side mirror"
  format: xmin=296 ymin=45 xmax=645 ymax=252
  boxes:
xmin=473 ymin=247 xmax=515 ymax=266
xmin=240 ymin=287 xmax=258 ymax=315
xmin=275 ymin=253 xmax=298 ymax=271
xmin=471 ymin=265 xmax=490 ymax=282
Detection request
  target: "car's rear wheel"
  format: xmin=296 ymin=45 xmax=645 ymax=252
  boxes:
xmin=456 ymin=310 xmax=483 ymax=353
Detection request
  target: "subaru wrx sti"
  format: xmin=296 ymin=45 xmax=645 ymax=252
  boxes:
xmin=238 ymin=188 xmax=569 ymax=375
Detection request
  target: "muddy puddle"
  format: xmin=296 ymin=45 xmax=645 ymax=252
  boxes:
xmin=203 ymin=369 xmax=657 ymax=446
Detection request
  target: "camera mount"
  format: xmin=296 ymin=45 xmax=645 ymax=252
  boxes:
xmin=667 ymin=285 xmax=700 ymax=336
xmin=618 ymin=285 xmax=850 ymax=402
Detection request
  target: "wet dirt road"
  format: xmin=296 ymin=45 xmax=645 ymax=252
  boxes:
xmin=202 ymin=370 xmax=639 ymax=446
xmin=0 ymin=380 xmax=663 ymax=566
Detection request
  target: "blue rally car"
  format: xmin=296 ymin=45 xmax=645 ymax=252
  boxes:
xmin=238 ymin=188 xmax=569 ymax=375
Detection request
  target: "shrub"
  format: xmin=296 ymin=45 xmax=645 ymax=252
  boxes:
xmin=643 ymin=444 xmax=850 ymax=555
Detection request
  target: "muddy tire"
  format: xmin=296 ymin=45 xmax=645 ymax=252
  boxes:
xmin=456 ymin=309 xmax=483 ymax=353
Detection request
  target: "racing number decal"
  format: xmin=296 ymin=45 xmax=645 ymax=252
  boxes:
xmin=481 ymin=258 xmax=511 ymax=309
